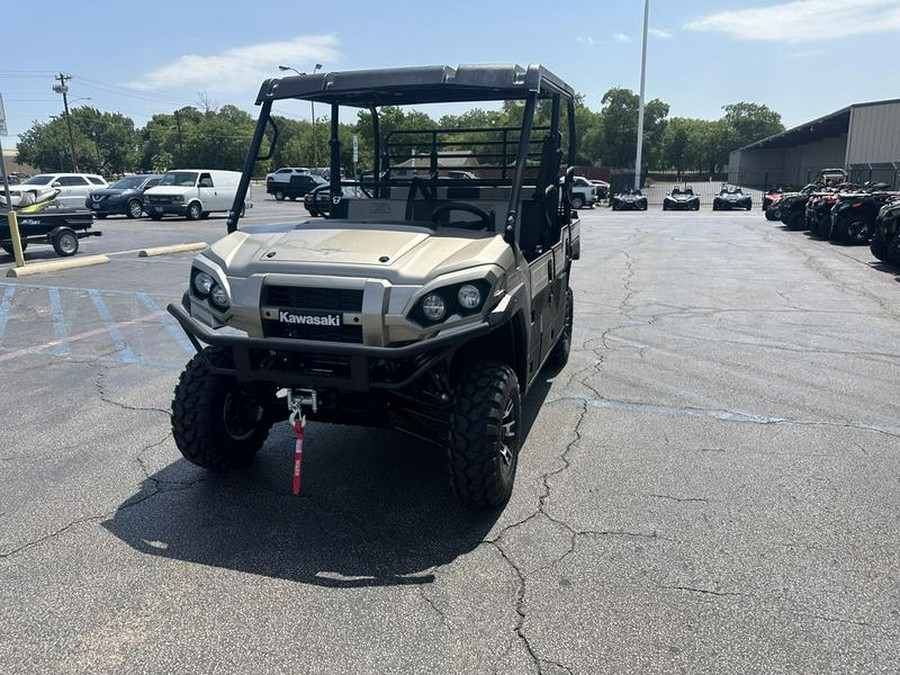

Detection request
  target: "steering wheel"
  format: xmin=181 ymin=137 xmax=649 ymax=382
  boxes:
xmin=430 ymin=202 xmax=493 ymax=230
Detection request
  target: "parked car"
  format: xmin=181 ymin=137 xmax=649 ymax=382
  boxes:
xmin=303 ymin=185 xmax=368 ymax=217
xmin=712 ymin=185 xmax=752 ymax=211
xmin=12 ymin=173 xmax=107 ymax=209
xmin=270 ymin=172 xmax=327 ymax=202
xmin=143 ymin=169 xmax=249 ymax=220
xmin=569 ymin=176 xmax=598 ymax=209
xmin=266 ymin=167 xmax=315 ymax=200
xmin=85 ymin=174 xmax=162 ymax=219
xmin=662 ymin=185 xmax=700 ymax=211
xmin=610 ymin=189 xmax=648 ymax=211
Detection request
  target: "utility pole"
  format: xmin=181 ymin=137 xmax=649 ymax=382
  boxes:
xmin=634 ymin=0 xmax=649 ymax=191
xmin=52 ymin=73 xmax=79 ymax=172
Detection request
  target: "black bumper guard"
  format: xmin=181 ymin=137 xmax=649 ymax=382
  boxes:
xmin=167 ymin=302 xmax=508 ymax=391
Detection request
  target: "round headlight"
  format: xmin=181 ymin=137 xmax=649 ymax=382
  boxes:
xmin=421 ymin=293 xmax=447 ymax=322
xmin=209 ymin=283 xmax=230 ymax=309
xmin=193 ymin=271 xmax=214 ymax=296
xmin=457 ymin=284 xmax=482 ymax=310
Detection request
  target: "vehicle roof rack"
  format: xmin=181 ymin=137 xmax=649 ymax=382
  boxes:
xmin=256 ymin=64 xmax=576 ymax=108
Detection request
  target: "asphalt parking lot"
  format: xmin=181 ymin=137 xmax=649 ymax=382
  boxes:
xmin=2 ymin=200 xmax=899 ymax=674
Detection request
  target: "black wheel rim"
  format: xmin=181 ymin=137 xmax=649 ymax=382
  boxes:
xmin=222 ymin=387 xmax=264 ymax=441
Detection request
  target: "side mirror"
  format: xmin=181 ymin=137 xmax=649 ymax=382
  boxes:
xmin=52 ymin=181 xmax=61 ymax=188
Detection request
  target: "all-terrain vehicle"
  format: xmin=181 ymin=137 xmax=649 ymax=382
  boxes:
xmin=712 ymin=184 xmax=752 ymax=211
xmin=167 ymin=64 xmax=582 ymax=509
xmin=610 ymin=189 xmax=648 ymax=211
xmin=829 ymin=184 xmax=898 ymax=245
xmin=870 ymin=199 xmax=900 ymax=263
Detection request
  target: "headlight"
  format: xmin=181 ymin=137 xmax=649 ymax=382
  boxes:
xmin=457 ymin=284 xmax=482 ymax=310
xmin=421 ymin=293 xmax=447 ymax=321
xmin=209 ymin=283 xmax=230 ymax=310
xmin=193 ymin=271 xmax=214 ymax=296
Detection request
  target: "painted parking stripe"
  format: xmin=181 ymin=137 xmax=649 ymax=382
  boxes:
xmin=88 ymin=289 xmax=139 ymax=364
xmin=137 ymin=292 xmax=195 ymax=356
xmin=0 ymin=311 xmax=167 ymax=364
xmin=0 ymin=285 xmax=15 ymax=348
xmin=48 ymin=287 xmax=70 ymax=356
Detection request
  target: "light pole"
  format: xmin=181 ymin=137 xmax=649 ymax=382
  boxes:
xmin=634 ymin=0 xmax=649 ymax=191
xmin=279 ymin=63 xmax=323 ymax=168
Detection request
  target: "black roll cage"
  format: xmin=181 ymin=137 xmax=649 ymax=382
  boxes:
xmin=226 ymin=64 xmax=578 ymax=238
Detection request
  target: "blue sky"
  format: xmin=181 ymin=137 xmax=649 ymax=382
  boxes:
xmin=2 ymin=0 xmax=900 ymax=149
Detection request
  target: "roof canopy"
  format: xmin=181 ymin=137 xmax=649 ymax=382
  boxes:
xmin=740 ymin=107 xmax=851 ymax=151
xmin=255 ymin=64 xmax=576 ymax=108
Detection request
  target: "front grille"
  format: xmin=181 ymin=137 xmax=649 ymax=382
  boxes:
xmin=263 ymin=321 xmax=363 ymax=342
xmin=263 ymin=286 xmax=363 ymax=312
xmin=146 ymin=195 xmax=179 ymax=204
xmin=262 ymin=285 xmax=365 ymax=343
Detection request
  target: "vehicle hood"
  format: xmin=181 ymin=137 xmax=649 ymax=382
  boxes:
xmin=666 ymin=193 xmax=696 ymax=201
xmin=718 ymin=192 xmax=746 ymax=199
xmin=89 ymin=188 xmax=139 ymax=198
xmin=145 ymin=186 xmax=193 ymax=195
xmin=206 ymin=221 xmax=514 ymax=284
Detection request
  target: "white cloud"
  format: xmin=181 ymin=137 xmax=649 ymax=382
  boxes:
xmin=612 ymin=33 xmax=630 ymax=42
xmin=129 ymin=35 xmax=341 ymax=92
xmin=649 ymin=28 xmax=672 ymax=38
xmin=684 ymin=0 xmax=900 ymax=43
xmin=576 ymin=36 xmax=596 ymax=46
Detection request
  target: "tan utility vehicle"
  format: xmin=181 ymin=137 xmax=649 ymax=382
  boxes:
xmin=168 ymin=64 xmax=582 ymax=509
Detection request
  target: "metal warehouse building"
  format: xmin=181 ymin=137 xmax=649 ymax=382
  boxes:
xmin=728 ymin=97 xmax=900 ymax=190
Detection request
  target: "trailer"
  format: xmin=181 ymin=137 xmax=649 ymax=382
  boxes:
xmin=0 ymin=209 xmax=101 ymax=257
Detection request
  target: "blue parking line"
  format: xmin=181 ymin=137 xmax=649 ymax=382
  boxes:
xmin=88 ymin=289 xmax=139 ymax=364
xmin=137 ymin=292 xmax=195 ymax=356
xmin=0 ymin=285 xmax=16 ymax=349
xmin=48 ymin=287 xmax=70 ymax=356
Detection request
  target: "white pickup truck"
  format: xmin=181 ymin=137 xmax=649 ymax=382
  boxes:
xmin=569 ymin=176 xmax=598 ymax=209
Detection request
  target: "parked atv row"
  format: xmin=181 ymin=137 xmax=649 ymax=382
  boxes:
xmin=778 ymin=182 xmax=899 ymax=245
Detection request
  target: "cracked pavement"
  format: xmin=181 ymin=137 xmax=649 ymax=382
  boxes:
xmin=2 ymin=207 xmax=900 ymax=674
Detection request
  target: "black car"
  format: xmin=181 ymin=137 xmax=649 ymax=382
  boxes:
xmin=712 ymin=185 xmax=752 ymax=211
xmin=662 ymin=185 xmax=699 ymax=211
xmin=86 ymin=174 xmax=162 ymax=218
xmin=610 ymin=189 xmax=648 ymax=211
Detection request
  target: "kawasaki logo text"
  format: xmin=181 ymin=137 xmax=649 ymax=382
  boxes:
xmin=279 ymin=311 xmax=341 ymax=326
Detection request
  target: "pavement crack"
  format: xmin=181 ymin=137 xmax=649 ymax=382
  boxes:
xmin=0 ymin=513 xmax=108 ymax=559
xmin=417 ymin=585 xmax=447 ymax=626
xmin=650 ymin=494 xmax=710 ymax=504
xmin=795 ymin=611 xmax=874 ymax=628
xmin=94 ymin=365 xmax=170 ymax=416
xmin=659 ymin=584 xmax=743 ymax=597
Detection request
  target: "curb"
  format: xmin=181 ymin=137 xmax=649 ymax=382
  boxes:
xmin=138 ymin=242 xmax=208 ymax=257
xmin=6 ymin=255 xmax=110 ymax=278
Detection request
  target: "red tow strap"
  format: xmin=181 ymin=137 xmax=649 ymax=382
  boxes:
xmin=291 ymin=414 xmax=305 ymax=496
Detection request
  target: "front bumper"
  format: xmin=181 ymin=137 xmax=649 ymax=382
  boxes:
xmin=168 ymin=297 xmax=513 ymax=392
xmin=146 ymin=203 xmax=188 ymax=216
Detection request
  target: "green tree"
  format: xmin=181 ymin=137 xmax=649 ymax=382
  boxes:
xmin=721 ymin=102 xmax=784 ymax=151
xmin=597 ymin=88 xmax=668 ymax=169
